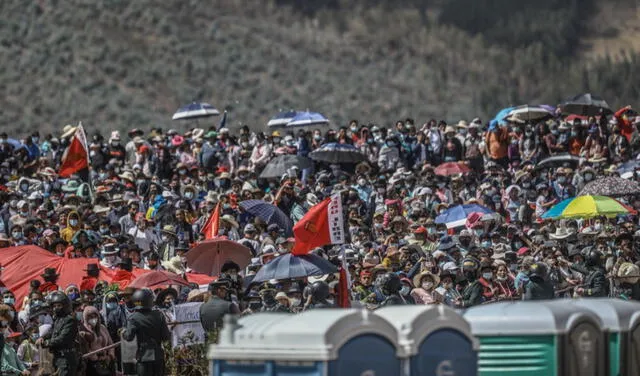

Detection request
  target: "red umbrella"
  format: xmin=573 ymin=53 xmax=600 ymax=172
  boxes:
xmin=128 ymin=270 xmax=191 ymax=289
xmin=434 ymin=162 xmax=471 ymax=176
xmin=186 ymin=239 xmax=252 ymax=276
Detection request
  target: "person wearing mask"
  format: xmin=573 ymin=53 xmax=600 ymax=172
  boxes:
xmin=237 ymin=224 xmax=260 ymax=257
xmin=303 ymin=281 xmax=336 ymax=310
xmin=377 ymin=137 xmax=401 ymax=172
xmin=118 ymin=202 xmax=140 ymax=235
xmin=60 ymin=211 xmax=81 ymax=243
xmin=157 ymin=225 xmax=178 ymax=261
xmin=461 ymin=257 xmax=483 ymax=308
xmin=411 ymin=271 xmax=439 ymax=305
xmin=17 ymin=325 xmax=39 ymax=373
xmin=524 ymin=262 xmax=555 ymax=300
xmin=79 ymin=306 xmax=115 ymax=376
xmin=36 ymin=292 xmax=78 ymax=376
xmin=122 ymin=289 xmax=171 ymax=376
xmin=144 ymin=252 xmax=163 ymax=271
xmin=259 ymin=288 xmax=289 ymax=313
xmin=128 ymin=215 xmax=160 ymax=253
xmin=0 ymin=307 xmax=29 ymax=375
xmin=569 ymin=249 xmax=608 ymax=298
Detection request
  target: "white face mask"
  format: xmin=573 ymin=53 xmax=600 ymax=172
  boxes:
xmin=422 ymin=281 xmax=434 ymax=290
xmin=290 ymin=298 xmax=301 ymax=307
xmin=88 ymin=318 xmax=98 ymax=327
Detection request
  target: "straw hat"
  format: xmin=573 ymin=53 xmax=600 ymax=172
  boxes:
xmin=220 ymin=215 xmax=239 ymax=229
xmin=456 ymin=120 xmax=469 ymax=129
xmin=61 ymin=124 xmax=77 ymax=139
xmin=617 ymin=262 xmax=640 ymax=284
xmin=413 ymin=270 xmax=440 ymax=288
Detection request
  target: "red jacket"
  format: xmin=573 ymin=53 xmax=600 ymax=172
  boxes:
xmin=614 ymin=107 xmax=633 ymax=142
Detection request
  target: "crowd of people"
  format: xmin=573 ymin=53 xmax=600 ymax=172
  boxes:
xmin=0 ymin=105 xmax=640 ymax=375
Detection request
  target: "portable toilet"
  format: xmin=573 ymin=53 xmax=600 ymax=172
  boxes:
xmin=376 ymin=305 xmax=479 ymax=376
xmin=572 ymin=298 xmax=640 ymax=376
xmin=464 ymin=301 xmax=606 ymax=376
xmin=209 ymin=309 xmax=402 ymax=376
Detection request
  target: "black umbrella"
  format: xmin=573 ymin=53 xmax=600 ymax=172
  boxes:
xmin=309 ymin=143 xmax=367 ymax=164
xmin=259 ymin=155 xmax=313 ymax=179
xmin=559 ymin=93 xmax=612 ymax=116
xmin=252 ymin=253 xmax=338 ymax=283
xmin=579 ymin=177 xmax=640 ymax=197
xmin=535 ymin=154 xmax=581 ymax=171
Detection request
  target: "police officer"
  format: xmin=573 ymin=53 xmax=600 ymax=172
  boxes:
xmin=377 ymin=273 xmax=405 ymax=307
xmin=303 ymin=281 xmax=335 ymax=309
xmin=37 ymin=291 xmax=78 ymax=376
xmin=122 ymin=289 xmax=171 ymax=376
xmin=570 ymin=249 xmax=608 ymax=297
xmin=461 ymin=257 xmax=483 ymax=307
xmin=524 ymin=262 xmax=555 ymax=300
xmin=260 ymin=287 xmax=290 ymax=312
xmin=200 ymin=279 xmax=240 ymax=333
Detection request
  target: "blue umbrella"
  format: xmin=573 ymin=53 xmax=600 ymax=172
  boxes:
xmin=172 ymin=102 xmax=220 ymax=120
xmin=252 ymin=253 xmax=338 ymax=282
xmin=618 ymin=160 xmax=640 ymax=175
xmin=309 ymin=142 xmax=366 ymax=164
xmin=489 ymin=106 xmax=515 ymax=130
xmin=239 ymin=200 xmax=293 ymax=235
xmin=267 ymin=110 xmax=297 ymax=128
xmin=435 ymin=204 xmax=494 ymax=229
xmin=5 ymin=139 xmax=21 ymax=149
xmin=286 ymin=111 xmax=329 ymax=127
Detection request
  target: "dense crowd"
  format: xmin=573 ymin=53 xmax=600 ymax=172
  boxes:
xmin=1 ymin=105 xmax=640 ymax=375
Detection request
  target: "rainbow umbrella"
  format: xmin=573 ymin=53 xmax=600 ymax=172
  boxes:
xmin=541 ymin=195 xmax=635 ymax=219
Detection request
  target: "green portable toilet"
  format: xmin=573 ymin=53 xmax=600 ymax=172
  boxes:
xmin=464 ymin=301 xmax=606 ymax=376
xmin=572 ymin=298 xmax=640 ymax=376
xmin=376 ymin=305 xmax=479 ymax=376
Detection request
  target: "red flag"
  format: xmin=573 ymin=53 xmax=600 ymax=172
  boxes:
xmin=59 ymin=124 xmax=89 ymax=178
xmin=292 ymin=193 xmax=344 ymax=255
xmin=201 ymin=202 xmax=221 ymax=240
xmin=337 ymin=248 xmax=351 ymax=308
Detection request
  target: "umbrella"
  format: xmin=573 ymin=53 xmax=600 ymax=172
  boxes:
xmin=239 ymin=200 xmax=293 ymax=235
xmin=559 ymin=93 xmax=612 ymax=116
xmin=267 ymin=110 xmax=297 ymax=128
xmin=5 ymin=139 xmax=21 ymax=149
xmin=186 ymin=239 xmax=252 ymax=276
xmin=579 ymin=177 xmax=640 ymax=197
xmin=535 ymin=154 xmax=581 ymax=171
xmin=491 ymin=106 xmax=516 ymax=127
xmin=435 ymin=204 xmax=494 ymax=229
xmin=618 ymin=160 xmax=640 ymax=175
xmin=541 ymin=195 xmax=635 ymax=219
xmin=128 ymin=270 xmax=191 ymax=289
xmin=286 ymin=111 xmax=329 ymax=127
xmin=252 ymin=253 xmax=338 ymax=283
xmin=309 ymin=143 xmax=366 ymax=164
xmin=172 ymin=102 xmax=220 ymax=120
xmin=259 ymin=155 xmax=313 ymax=179
xmin=434 ymin=162 xmax=471 ymax=176
xmin=506 ymin=105 xmax=553 ymax=122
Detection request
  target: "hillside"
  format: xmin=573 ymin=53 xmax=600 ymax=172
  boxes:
xmin=1 ymin=0 xmax=639 ymax=136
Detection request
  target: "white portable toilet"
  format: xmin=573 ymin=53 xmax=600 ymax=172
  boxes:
xmin=209 ymin=309 xmax=403 ymax=376
xmin=376 ymin=305 xmax=479 ymax=376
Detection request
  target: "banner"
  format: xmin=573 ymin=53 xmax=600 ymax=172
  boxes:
xmin=172 ymin=302 xmax=205 ymax=348
xmin=292 ymin=193 xmax=345 ymax=255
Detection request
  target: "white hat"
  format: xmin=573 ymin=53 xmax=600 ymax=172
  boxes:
xmin=457 ymin=120 xmax=468 ymax=128
xmin=219 ymin=128 xmax=230 ymax=134
xmin=17 ymin=200 xmax=28 ymax=209
xmin=110 ymin=131 xmax=121 ymax=141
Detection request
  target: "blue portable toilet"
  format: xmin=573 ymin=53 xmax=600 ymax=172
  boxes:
xmin=376 ymin=305 xmax=479 ymax=376
xmin=209 ymin=309 xmax=402 ymax=376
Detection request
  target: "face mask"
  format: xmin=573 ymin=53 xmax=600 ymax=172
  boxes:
xmin=12 ymin=232 xmax=22 ymax=240
xmin=522 ymin=182 xmax=531 ymax=189
xmin=509 ymin=264 xmax=518 ymax=272
xmin=326 ymin=298 xmax=334 ymax=305
xmin=551 ymin=130 xmax=559 ymax=136
xmin=184 ymin=192 xmax=193 ymax=199
xmin=3 ymin=297 xmax=14 ymax=305
xmin=241 ymin=142 xmax=249 ymax=148
xmin=75 ymin=312 xmax=83 ymax=320
xmin=557 ymin=176 xmax=566 ymax=184
xmin=68 ymin=292 xmax=79 ymax=301
xmin=290 ymin=298 xmax=301 ymax=307
xmin=106 ymin=302 xmax=118 ymax=310
xmin=513 ymin=241 xmax=523 ymax=249
xmin=481 ymin=241 xmax=491 ymax=249
xmin=427 ymin=227 xmax=436 ymax=234
xmin=88 ymin=318 xmax=98 ymax=327
xmin=30 ymin=333 xmax=39 ymax=341
xmin=585 ymin=173 xmax=593 ymax=181
xmin=20 ymin=183 xmax=29 ymax=192
xmin=496 ymin=276 xmax=507 ymax=282
xmin=594 ymin=223 xmax=603 ymax=231
xmin=179 ymin=169 xmax=187 ymax=175
xmin=482 ymin=272 xmax=493 ymax=280
xmin=111 ymin=141 xmax=120 ymax=146
xmin=69 ymin=219 xmax=78 ymax=227
xmin=314 ymin=135 xmax=322 ymax=141
xmin=386 ymin=141 xmax=396 ymax=148
xmin=350 ymin=127 xmax=358 ymax=132
xmin=422 ymin=282 xmax=434 ymax=290
xmin=357 ymin=179 xmax=367 ymax=186
xmin=475 ymin=229 xmax=484 ymax=237
xmin=571 ymin=131 xmax=578 ymax=137
xmin=443 ymin=282 xmax=453 ymax=289
xmin=400 ymin=286 xmax=411 ymax=295
xmin=100 ymin=228 xmax=109 ymax=235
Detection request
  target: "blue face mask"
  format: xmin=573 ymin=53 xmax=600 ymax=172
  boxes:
xmin=481 ymin=241 xmax=492 ymax=249
xmin=106 ymin=302 xmax=118 ymax=310
xmin=68 ymin=292 xmax=80 ymax=301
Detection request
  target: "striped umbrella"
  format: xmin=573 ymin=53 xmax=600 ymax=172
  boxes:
xmin=286 ymin=111 xmax=329 ymax=127
xmin=267 ymin=110 xmax=297 ymax=128
xmin=541 ymin=195 xmax=635 ymax=219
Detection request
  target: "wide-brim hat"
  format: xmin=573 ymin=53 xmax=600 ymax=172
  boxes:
xmin=161 ymin=225 xmax=177 ymax=236
xmin=413 ymin=270 xmax=440 ymax=288
xmin=61 ymin=180 xmax=80 ymax=193
xmin=549 ymin=227 xmax=575 ymax=240
xmin=155 ymin=287 xmax=178 ymax=306
xmin=118 ymin=171 xmax=135 ymax=182
xmin=191 ymin=128 xmax=205 ymax=140
xmin=41 ymin=267 xmax=59 ymax=279
xmin=101 ymin=244 xmax=119 ymax=256
xmin=220 ymin=215 xmax=239 ymax=228
xmin=61 ymin=124 xmax=77 ymax=139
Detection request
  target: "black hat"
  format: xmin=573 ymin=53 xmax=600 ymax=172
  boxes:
xmin=84 ymin=263 xmax=100 ymax=275
xmin=118 ymin=258 xmax=133 ymax=272
xmin=147 ymin=252 xmax=160 ymax=261
xmin=208 ymin=279 xmax=230 ymax=292
xmin=41 ymin=267 xmax=59 ymax=279
xmin=155 ymin=287 xmax=178 ymax=306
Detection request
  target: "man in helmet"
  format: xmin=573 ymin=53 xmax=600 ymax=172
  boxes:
xmin=260 ymin=286 xmax=290 ymax=313
xmin=461 ymin=257 xmax=483 ymax=307
xmin=524 ymin=262 xmax=555 ymax=300
xmin=200 ymin=279 xmax=240 ymax=333
xmin=570 ymin=248 xmax=608 ymax=297
xmin=36 ymin=291 xmax=79 ymax=376
xmin=376 ymin=272 xmax=405 ymax=307
xmin=122 ymin=288 xmax=171 ymax=376
xmin=303 ymin=280 xmax=335 ymax=309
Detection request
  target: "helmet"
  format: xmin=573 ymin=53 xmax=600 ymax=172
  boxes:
xmin=528 ymin=262 xmax=548 ymax=281
xmin=461 ymin=257 xmax=480 ymax=271
xmin=131 ymin=289 xmax=154 ymax=311
xmin=378 ymin=273 xmax=401 ymax=296
xmin=585 ymin=249 xmax=603 ymax=267
xmin=309 ymin=281 xmax=330 ymax=302
xmin=48 ymin=291 xmax=71 ymax=315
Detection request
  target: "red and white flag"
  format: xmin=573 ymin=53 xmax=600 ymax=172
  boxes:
xmin=337 ymin=248 xmax=352 ymax=308
xmin=201 ymin=202 xmax=221 ymax=240
xmin=59 ymin=124 xmax=89 ymax=178
xmin=292 ymin=193 xmax=344 ymax=256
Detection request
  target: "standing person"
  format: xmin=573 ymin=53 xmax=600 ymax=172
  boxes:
xmin=200 ymin=279 xmax=239 ymax=334
xmin=36 ymin=291 xmax=78 ymax=376
xmin=122 ymin=289 xmax=171 ymax=376
xmin=523 ymin=262 xmax=555 ymax=300
xmin=376 ymin=273 xmax=405 ymax=307
xmin=461 ymin=258 xmax=483 ymax=307
xmin=79 ymin=306 xmax=115 ymax=376
xmin=570 ymin=249 xmax=608 ymax=298
xmin=485 ymin=121 xmax=510 ymax=169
